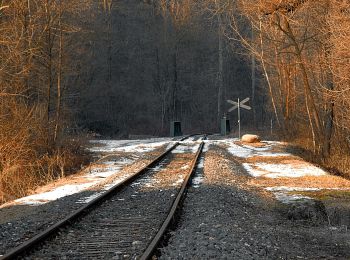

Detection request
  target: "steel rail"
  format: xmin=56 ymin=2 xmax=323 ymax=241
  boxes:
xmin=0 ymin=135 xmax=193 ymax=260
xmin=140 ymin=135 xmax=206 ymax=260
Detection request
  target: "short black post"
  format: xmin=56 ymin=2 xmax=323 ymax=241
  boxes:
xmin=220 ymin=117 xmax=230 ymax=136
xmin=170 ymin=121 xmax=182 ymax=137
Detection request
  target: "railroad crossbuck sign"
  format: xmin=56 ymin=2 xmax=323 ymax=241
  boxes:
xmin=227 ymin=97 xmax=251 ymax=112
xmin=227 ymin=97 xmax=251 ymax=139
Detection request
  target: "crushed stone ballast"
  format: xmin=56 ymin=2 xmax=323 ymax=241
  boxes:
xmin=0 ymin=135 xmax=206 ymax=260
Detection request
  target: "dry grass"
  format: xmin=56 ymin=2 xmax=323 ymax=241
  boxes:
xmin=249 ymin=175 xmax=350 ymax=190
xmin=287 ymin=133 xmax=350 ymax=180
xmin=244 ymin=156 xmax=299 ymax=164
xmin=292 ymin=190 xmax=350 ymax=201
xmin=0 ymin=137 xmax=90 ymax=205
xmin=0 ymin=98 xmax=91 ymax=205
xmin=323 ymin=153 xmax=350 ymax=179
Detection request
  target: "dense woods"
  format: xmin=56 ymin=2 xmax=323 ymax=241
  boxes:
xmin=1 ymin=0 xmax=350 ymax=202
xmin=224 ymin=0 xmax=350 ymax=176
xmin=0 ymin=0 xmax=94 ymax=201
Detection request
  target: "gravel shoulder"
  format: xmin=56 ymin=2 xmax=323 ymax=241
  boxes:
xmin=159 ymin=144 xmax=350 ymax=259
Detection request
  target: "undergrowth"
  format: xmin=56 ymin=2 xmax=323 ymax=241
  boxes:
xmin=281 ymin=128 xmax=350 ymax=181
xmin=0 ymin=137 xmax=90 ymax=205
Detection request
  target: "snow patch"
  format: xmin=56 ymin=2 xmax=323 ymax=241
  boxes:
xmin=13 ymin=139 xmax=152 ymax=206
xmin=77 ymin=192 xmax=103 ymax=204
xmin=172 ymin=143 xmax=200 ymax=154
xmin=227 ymin=144 xmax=253 ymax=158
xmin=202 ymin=143 xmax=209 ymax=152
xmin=197 ymin=158 xmax=204 ymax=169
xmin=89 ymin=138 xmax=172 ymax=153
xmin=15 ymin=183 xmax=94 ymax=205
xmin=227 ymin=143 xmax=290 ymax=159
xmin=243 ymin=163 xmax=326 ymax=178
xmin=273 ymin=192 xmax=313 ymax=204
xmin=172 ymin=177 xmax=184 ymax=187
xmin=266 ymin=186 xmax=320 ymax=192
xmin=181 ymin=165 xmax=190 ymax=170
xmin=192 ymin=175 xmax=204 ymax=188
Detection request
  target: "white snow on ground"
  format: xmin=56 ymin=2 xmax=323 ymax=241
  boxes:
xmin=241 ymin=144 xmax=271 ymax=151
xmin=202 ymin=143 xmax=209 ymax=152
xmin=112 ymin=141 xmax=169 ymax=153
xmin=227 ymin=144 xmax=252 ymax=158
xmin=266 ymin=186 xmax=350 ymax=192
xmin=172 ymin=143 xmax=200 ymax=154
xmin=192 ymin=157 xmax=205 ymax=188
xmin=76 ymin=192 xmax=103 ymax=204
xmin=14 ymin=164 xmax=124 ymax=206
xmin=151 ymin=164 xmax=165 ymax=172
xmin=197 ymin=158 xmax=204 ymax=169
xmin=77 ymin=171 xmax=141 ymax=204
xmin=222 ymin=140 xmax=331 ymax=204
xmin=204 ymin=139 xmax=238 ymax=146
xmin=192 ymin=142 xmax=207 ymax=188
xmin=185 ymin=136 xmax=196 ymax=142
xmin=266 ymin=186 xmax=321 ymax=192
xmin=273 ymin=192 xmax=313 ymax=204
xmin=15 ymin=183 xmax=94 ymax=205
xmin=227 ymin=143 xmax=290 ymax=159
xmin=89 ymin=138 xmax=172 ymax=153
xmin=102 ymin=158 xmax=135 ymax=165
xmin=265 ymin=186 xmax=319 ymax=203
xmin=181 ymin=165 xmax=190 ymax=170
xmin=243 ymin=163 xmax=326 ymax=178
xmin=85 ymin=166 xmax=122 ymax=179
xmin=172 ymin=177 xmax=185 ymax=187
xmin=12 ymin=137 xmax=174 ymax=206
xmin=225 ymin=141 xmax=326 ymax=178
xmin=192 ymin=175 xmax=204 ymax=188
xmin=15 ymin=157 xmax=141 ymax=206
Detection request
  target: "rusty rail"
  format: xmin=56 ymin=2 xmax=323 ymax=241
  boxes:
xmin=140 ymin=135 xmax=206 ymax=260
xmin=0 ymin=135 xmax=193 ymax=260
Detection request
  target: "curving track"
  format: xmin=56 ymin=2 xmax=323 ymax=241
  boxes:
xmin=1 ymin=135 xmax=206 ymax=259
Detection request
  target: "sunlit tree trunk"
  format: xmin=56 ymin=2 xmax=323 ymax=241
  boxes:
xmin=54 ymin=0 xmax=63 ymax=144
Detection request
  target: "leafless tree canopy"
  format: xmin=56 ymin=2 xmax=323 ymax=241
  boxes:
xmin=1 ymin=0 xmax=350 ymax=201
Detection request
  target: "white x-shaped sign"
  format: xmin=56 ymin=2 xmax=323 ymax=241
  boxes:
xmin=227 ymin=97 xmax=251 ymax=112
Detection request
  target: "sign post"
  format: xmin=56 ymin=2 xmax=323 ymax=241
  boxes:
xmin=227 ymin=97 xmax=251 ymax=139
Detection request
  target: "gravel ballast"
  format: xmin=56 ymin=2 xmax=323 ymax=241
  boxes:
xmin=1 ymin=136 xmax=349 ymax=259
xmin=0 ymin=143 xmax=169 ymax=256
xmin=0 ymin=140 xmax=201 ymax=258
xmin=159 ymin=144 xmax=350 ymax=259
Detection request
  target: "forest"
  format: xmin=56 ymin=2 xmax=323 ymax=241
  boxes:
xmin=0 ymin=0 xmax=349 ymax=202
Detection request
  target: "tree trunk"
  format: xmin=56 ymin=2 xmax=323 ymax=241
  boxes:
xmin=259 ymin=20 xmax=281 ymax=128
xmin=217 ymin=11 xmax=224 ymax=125
xmin=54 ymin=2 xmax=63 ymax=144
xmin=46 ymin=0 xmax=52 ymax=144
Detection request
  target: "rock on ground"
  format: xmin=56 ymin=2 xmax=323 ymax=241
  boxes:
xmin=241 ymin=134 xmax=261 ymax=143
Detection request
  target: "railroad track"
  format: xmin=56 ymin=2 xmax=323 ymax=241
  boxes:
xmin=1 ymin=135 xmax=206 ymax=259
